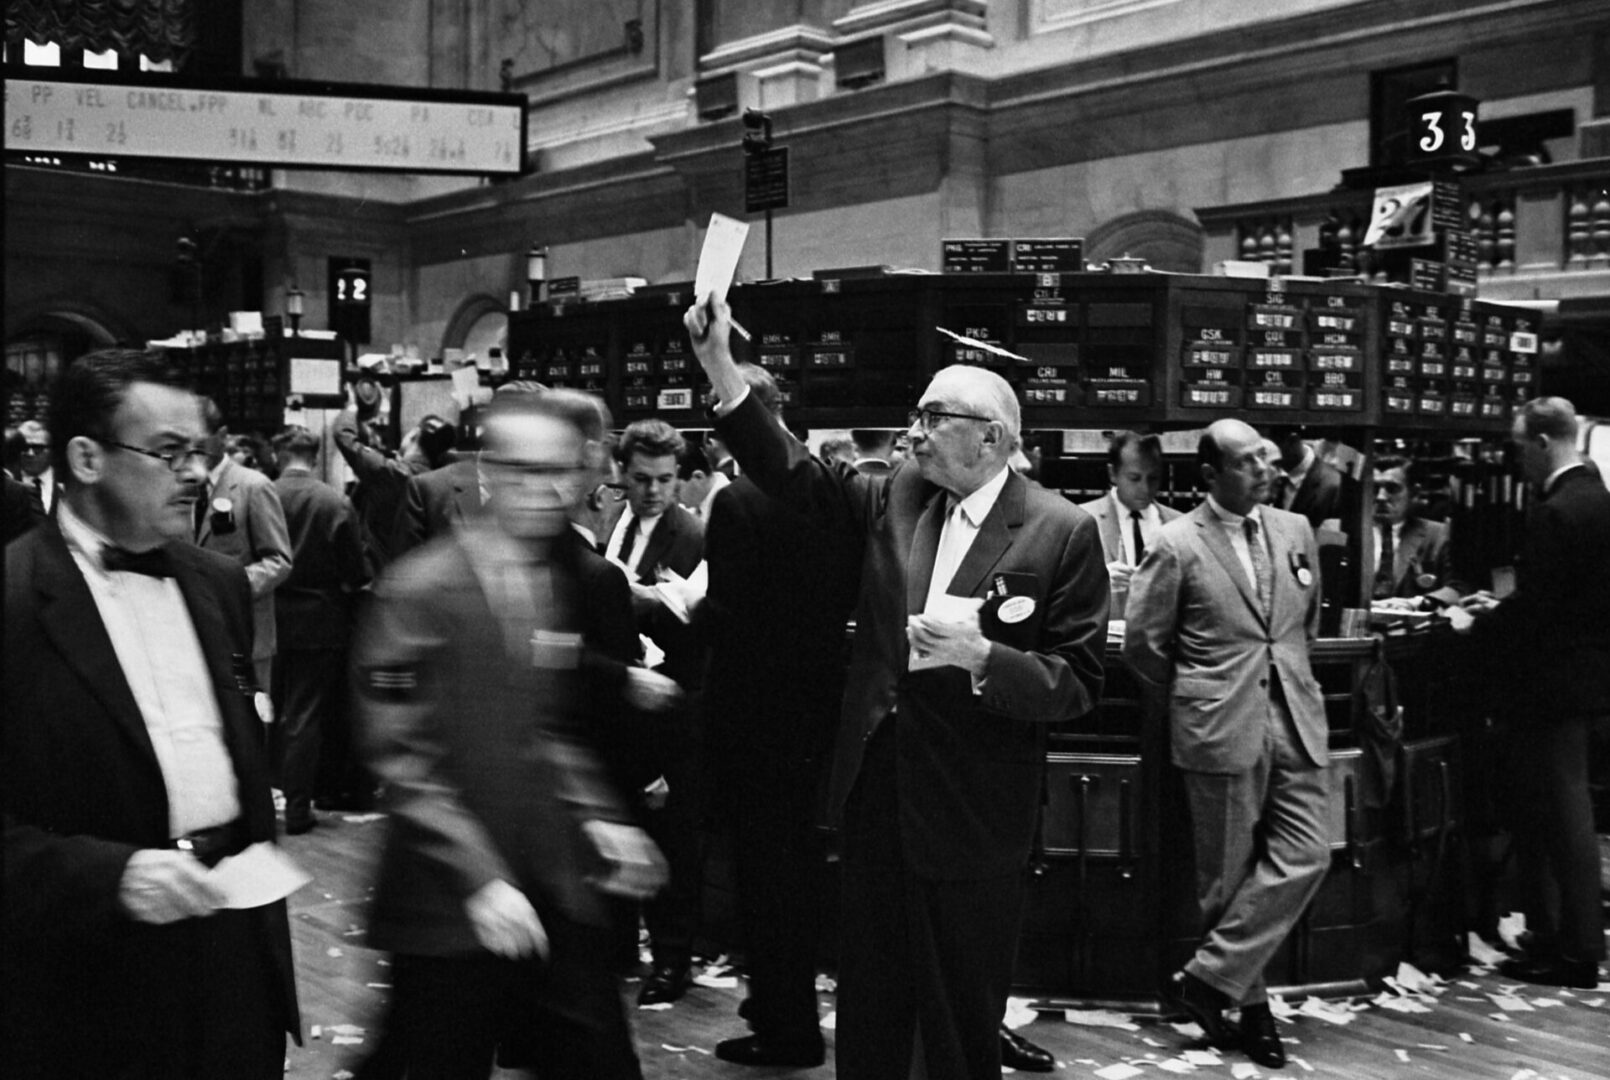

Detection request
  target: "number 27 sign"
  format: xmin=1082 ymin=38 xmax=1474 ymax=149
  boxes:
xmin=1363 ymin=181 xmax=1435 ymax=250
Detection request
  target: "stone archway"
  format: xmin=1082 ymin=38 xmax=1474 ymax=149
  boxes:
xmin=440 ymin=293 xmax=509 ymax=362
xmin=1084 ymin=210 xmax=1205 ymax=274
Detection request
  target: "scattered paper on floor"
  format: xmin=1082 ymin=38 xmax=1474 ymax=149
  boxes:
xmin=1094 ymin=1064 xmax=1144 ymax=1080
xmin=1063 ymin=1008 xmax=1139 ymax=1031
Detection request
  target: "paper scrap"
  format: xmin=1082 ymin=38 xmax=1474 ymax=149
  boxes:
xmin=1582 ymin=998 xmax=1605 ymax=1008
xmin=1489 ymin=994 xmax=1534 ymax=1012
xmin=333 ymin=1072 xmax=354 ymax=1080
xmin=1094 ymin=1065 xmax=1144 ymax=1080
xmin=1170 ymin=1021 xmax=1205 ymax=1038
xmin=1291 ymin=1056 xmax=1314 ymax=1072
xmin=206 ymin=842 xmax=311 ymax=909
xmin=1467 ymin=933 xmax=1509 ymax=966
xmin=820 ymin=1010 xmax=836 ymax=1030
xmin=692 ymin=973 xmax=738 ymax=989
xmin=326 ymin=947 xmax=343 ymax=957
xmin=342 ymin=813 xmax=384 ymax=824
xmin=1395 ymin=1049 xmax=1411 ymax=1062
xmin=326 ymin=1025 xmax=365 ymax=1037
xmin=694 ymin=213 xmax=749 ymax=306
xmin=1182 ymin=1049 xmax=1222 ymax=1066
xmin=1497 ymin=912 xmax=1528 ymax=950
xmin=365 ymin=983 xmax=391 ymax=989
xmin=1298 ymin=996 xmax=1357 ymax=1024
xmin=1231 ymin=1063 xmax=1261 ymax=1079
xmin=1530 ymin=997 xmax=1564 ymax=1008
xmin=638 ymin=1002 xmax=673 ymax=1011
xmin=1141 ymin=1036 xmax=1164 ymax=1047
xmin=1267 ymin=994 xmax=1297 ymax=1020
xmin=1062 ymin=1008 xmax=1140 ymax=1031
xmin=1415 ymin=1043 xmax=1449 ymax=1050
xmin=934 ymin=326 xmax=1034 ymax=364
xmin=331 ymin=1036 xmax=364 ymax=1046
xmin=1459 ymin=1033 xmax=1474 ymax=1042
xmin=1003 ymin=997 xmax=1038 ymax=1030
xmin=311 ymin=1025 xmax=321 ymax=1039
xmin=1158 ymin=1060 xmax=1195 ymax=1075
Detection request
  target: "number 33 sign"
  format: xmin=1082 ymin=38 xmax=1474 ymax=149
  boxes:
xmin=1405 ymin=89 xmax=1481 ymax=168
xmin=1363 ymin=181 xmax=1435 ymax=250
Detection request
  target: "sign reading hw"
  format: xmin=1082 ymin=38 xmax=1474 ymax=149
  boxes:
xmin=5 ymin=74 xmax=526 ymax=175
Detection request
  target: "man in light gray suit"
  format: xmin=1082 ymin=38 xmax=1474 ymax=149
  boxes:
xmin=1077 ymin=430 xmax=1181 ymax=619
xmin=1123 ymin=418 xmax=1331 ymax=1071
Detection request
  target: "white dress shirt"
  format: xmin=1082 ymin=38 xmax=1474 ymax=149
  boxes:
xmin=57 ymin=501 xmax=241 ymax=837
xmin=1110 ymin=491 xmax=1163 ymax=566
xmin=606 ymin=507 xmax=663 ymax=576
xmin=924 ymin=464 xmax=1011 ymax=611
xmin=1205 ymin=495 xmax=1269 ymax=594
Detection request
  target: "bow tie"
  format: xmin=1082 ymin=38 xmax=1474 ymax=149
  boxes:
xmin=102 ymin=545 xmax=174 ymax=579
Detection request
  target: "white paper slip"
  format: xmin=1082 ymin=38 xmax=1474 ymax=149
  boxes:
xmin=1061 ymin=1008 xmax=1139 ymax=1031
xmin=1231 ymin=1063 xmax=1261 ymax=1079
xmin=1182 ymin=1049 xmax=1222 ymax=1066
xmin=692 ymin=974 xmax=738 ymax=989
xmin=694 ymin=213 xmax=749 ymax=306
xmin=1094 ymin=1065 xmax=1143 ymax=1080
xmin=207 ymin=842 xmax=311 ymax=909
xmin=1488 ymin=993 xmax=1534 ymax=1012
xmin=449 ymin=364 xmax=481 ymax=401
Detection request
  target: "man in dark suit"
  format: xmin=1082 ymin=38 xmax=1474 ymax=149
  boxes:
xmin=271 ymin=426 xmax=370 ymax=833
xmin=352 ymin=389 xmax=668 ymax=1080
xmin=603 ymin=418 xmax=707 ymax=1005
xmin=333 ymin=399 xmax=455 ymax=570
xmin=2 ymin=471 xmax=35 ymax=545
xmin=1273 ymin=428 xmax=1346 ymax=529
xmin=1077 ymin=430 xmax=1184 ymax=620
xmin=1461 ymin=397 xmax=1609 ymax=989
xmin=3 ymin=349 xmax=299 ymax=1078
xmin=701 ymin=364 xmax=861 ymax=1067
xmin=196 ymin=398 xmax=293 ymax=694
xmin=1370 ymin=453 xmax=1468 ymax=607
xmin=850 ymin=428 xmax=896 ymax=475
xmin=1124 ymin=418 xmax=1332 ymax=1070
xmin=394 ymin=453 xmax=485 ymax=556
xmin=686 ymin=296 xmax=1109 ymax=1080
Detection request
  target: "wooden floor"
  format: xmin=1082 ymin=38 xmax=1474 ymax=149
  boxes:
xmin=283 ymin=812 xmax=1610 ymax=1080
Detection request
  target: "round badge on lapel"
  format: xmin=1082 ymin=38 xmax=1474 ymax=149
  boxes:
xmin=998 ymin=596 xmax=1035 ymax=624
xmin=1415 ymin=572 xmax=1436 ymax=590
xmin=1296 ymin=567 xmax=1314 ymax=588
xmin=212 ymin=496 xmax=233 ymax=515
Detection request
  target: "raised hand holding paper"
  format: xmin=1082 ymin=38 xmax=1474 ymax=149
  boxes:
xmin=693 ymin=213 xmax=753 ymax=341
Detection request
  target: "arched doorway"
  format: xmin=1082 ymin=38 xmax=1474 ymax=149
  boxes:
xmin=441 ymin=294 xmax=509 ymax=368
xmin=5 ymin=306 xmax=122 ymax=425
xmin=1084 ymin=210 xmax=1205 ymax=274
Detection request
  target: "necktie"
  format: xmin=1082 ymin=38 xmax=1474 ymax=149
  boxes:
xmin=613 ymin=514 xmax=641 ymax=575
xmin=1130 ymin=509 xmax=1146 ymax=564
xmin=1243 ymin=517 xmax=1272 ymax=619
xmin=103 ymin=545 xmax=174 ymax=578
xmin=1374 ymin=522 xmax=1396 ymax=599
xmin=193 ymin=484 xmax=209 ymax=539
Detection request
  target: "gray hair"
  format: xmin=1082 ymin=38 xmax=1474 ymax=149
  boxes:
xmin=924 ymin=364 xmax=1021 ymax=449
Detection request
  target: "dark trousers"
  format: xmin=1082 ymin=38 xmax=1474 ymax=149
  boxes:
xmin=640 ymin=756 xmax=702 ymax=971
xmin=729 ymin=748 xmax=829 ymax=1042
xmin=1512 ymin=713 xmax=1607 ymax=961
xmin=275 ymin=647 xmax=348 ymax=822
xmin=835 ymin=727 xmax=1024 ymax=1080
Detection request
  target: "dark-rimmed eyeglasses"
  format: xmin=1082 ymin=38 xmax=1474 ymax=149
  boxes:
xmin=98 ymin=438 xmax=209 ymax=473
xmin=20 ymin=443 xmax=48 ymax=455
xmin=907 ymin=408 xmax=992 ymax=431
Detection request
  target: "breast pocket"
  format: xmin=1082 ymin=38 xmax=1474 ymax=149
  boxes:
xmin=981 ymin=572 xmax=1043 ymax=650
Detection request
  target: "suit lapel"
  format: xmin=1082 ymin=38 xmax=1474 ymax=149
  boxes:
xmin=635 ymin=505 xmax=678 ymax=584
xmin=1097 ymin=499 xmax=1122 ymax=563
xmin=906 ymin=491 xmax=946 ymax=616
xmin=32 ymin=527 xmax=162 ymax=771
xmin=451 ymin=461 xmax=481 ymax=523
xmin=949 ymin=471 xmax=1023 ymax=598
xmin=1193 ymin=503 xmax=1264 ymax=624
xmin=170 ymin=550 xmax=268 ymax=790
xmin=1396 ymin=519 xmax=1428 ymax=584
xmin=1263 ymin=512 xmax=1288 ymax=621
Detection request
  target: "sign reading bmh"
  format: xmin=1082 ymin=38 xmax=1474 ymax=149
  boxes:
xmin=1363 ymin=181 xmax=1436 ymax=250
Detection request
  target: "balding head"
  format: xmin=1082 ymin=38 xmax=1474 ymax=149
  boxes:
xmin=908 ymin=364 xmax=1021 ymax=497
xmin=1199 ymin=418 xmax=1271 ymax=516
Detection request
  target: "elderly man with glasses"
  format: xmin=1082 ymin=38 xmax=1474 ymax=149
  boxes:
xmin=686 ymin=296 xmax=1109 ymax=1080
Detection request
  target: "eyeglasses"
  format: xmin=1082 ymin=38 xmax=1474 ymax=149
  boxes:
xmin=484 ymin=457 xmax=586 ymax=493
xmin=98 ymin=438 xmax=209 ymax=473
xmin=21 ymin=443 xmax=48 ymax=454
xmin=907 ymin=407 xmax=992 ymax=431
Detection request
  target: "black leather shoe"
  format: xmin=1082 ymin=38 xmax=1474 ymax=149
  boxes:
xmin=1238 ymin=1003 xmax=1285 ymax=1069
xmin=1165 ymin=970 xmax=1237 ymax=1049
xmin=999 ymin=1024 xmax=1055 ymax=1072
xmin=715 ymin=1034 xmax=826 ymax=1067
xmin=1498 ymin=954 xmax=1601 ymax=990
xmin=637 ymin=964 xmax=693 ymax=1006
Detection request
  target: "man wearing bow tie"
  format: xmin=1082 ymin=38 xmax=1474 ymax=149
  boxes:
xmin=1124 ymin=418 xmax=1331 ymax=1071
xmin=3 ymin=350 xmax=299 ymax=1078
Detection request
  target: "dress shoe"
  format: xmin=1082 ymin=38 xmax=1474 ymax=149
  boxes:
xmin=637 ymin=964 xmax=693 ymax=1006
xmin=714 ymin=1033 xmax=825 ymax=1067
xmin=1498 ymin=954 xmax=1601 ymax=990
xmin=1165 ymin=970 xmax=1238 ymax=1049
xmin=999 ymin=1024 xmax=1055 ymax=1072
xmin=1238 ymin=1003 xmax=1285 ymax=1069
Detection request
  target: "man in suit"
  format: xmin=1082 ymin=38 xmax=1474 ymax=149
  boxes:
xmin=701 ymin=363 xmax=861 ymax=1067
xmin=686 ymin=296 xmax=1108 ymax=1080
xmin=10 ymin=419 xmax=58 ymax=517
xmin=333 ymin=398 xmax=456 ymax=570
xmin=271 ymin=426 xmax=370 ymax=833
xmin=352 ymin=388 xmax=668 ymax=1080
xmin=1370 ymin=453 xmax=1468 ymax=608
xmin=1273 ymin=428 xmax=1346 ymax=529
xmin=3 ymin=349 xmax=299 ymax=1078
xmin=1460 ymin=397 xmax=1609 ymax=989
xmin=1124 ymin=418 xmax=1331 ymax=1070
xmin=604 ymin=417 xmax=707 ymax=1005
xmin=2 ymin=471 xmax=35 ymax=544
xmin=394 ymin=452 xmax=485 ymax=555
xmin=1077 ymin=430 xmax=1183 ymax=619
xmin=850 ymin=428 xmax=896 ymax=475
xmin=196 ymin=398 xmax=292 ymax=694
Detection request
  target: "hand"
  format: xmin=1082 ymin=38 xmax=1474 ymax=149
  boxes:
xmin=1460 ymin=590 xmax=1502 ymax=615
xmin=907 ymin=614 xmax=991 ymax=676
xmin=118 ymin=849 xmax=225 ymax=924
xmin=1106 ymin=561 xmax=1135 ymax=590
xmin=641 ymin=775 xmax=670 ymax=811
xmin=465 ymin=879 xmax=548 ymax=959
xmin=683 ymin=292 xmax=731 ymax=358
xmin=624 ymin=667 xmax=682 ymax=713
xmin=582 ymin=821 xmax=667 ymax=900
xmin=628 ymin=580 xmax=662 ymax=606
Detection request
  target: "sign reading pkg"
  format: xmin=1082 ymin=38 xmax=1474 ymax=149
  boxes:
xmin=1363 ymin=181 xmax=1436 ymax=250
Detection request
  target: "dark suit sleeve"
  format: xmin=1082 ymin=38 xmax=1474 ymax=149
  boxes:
xmin=713 ymin=393 xmax=874 ymax=537
xmin=1473 ymin=495 xmax=1573 ymax=648
xmin=392 ymin=474 xmax=430 ymax=560
xmin=241 ymin=475 xmax=293 ymax=601
xmin=3 ymin=813 xmax=140 ymax=943
xmin=335 ymin=496 xmax=371 ymax=592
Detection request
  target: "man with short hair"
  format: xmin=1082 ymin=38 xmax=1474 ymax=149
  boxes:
xmin=850 ymin=428 xmax=896 ymax=475
xmin=196 ymin=398 xmax=293 ymax=695
xmin=13 ymin=418 xmax=57 ymax=516
xmin=4 ymin=350 xmax=299 ymax=1078
xmin=1369 ymin=454 xmax=1467 ymax=607
xmin=686 ymin=296 xmax=1108 ymax=1080
xmin=1272 ymin=427 xmax=1345 ymax=529
xmin=1460 ymin=397 xmax=1610 ymax=989
xmin=271 ymin=426 xmax=370 ymax=833
xmin=606 ymin=418 xmax=706 ymax=1006
xmin=1078 ymin=430 xmax=1182 ymax=619
xmin=1124 ymin=419 xmax=1331 ymax=1071
xmin=333 ymin=398 xmax=455 ymax=569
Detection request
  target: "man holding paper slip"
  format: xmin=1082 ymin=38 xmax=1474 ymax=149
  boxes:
xmin=685 ymin=296 xmax=1109 ymax=1080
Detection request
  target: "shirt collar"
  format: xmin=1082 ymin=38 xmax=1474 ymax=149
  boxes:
xmin=1109 ymin=490 xmax=1159 ymax=523
xmin=1285 ymin=444 xmax=1314 ymax=489
xmin=952 ymin=463 xmax=1011 ymax=528
xmin=571 ymin=521 xmax=597 ymax=548
xmin=57 ymin=499 xmax=114 ymax=574
xmin=1206 ymin=494 xmax=1263 ymax=530
xmin=1543 ymin=462 xmax=1583 ymax=493
xmin=207 ymin=457 xmax=228 ymax=486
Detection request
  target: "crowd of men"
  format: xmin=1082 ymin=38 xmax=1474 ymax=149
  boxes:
xmin=3 ymin=322 xmax=1606 ymax=1079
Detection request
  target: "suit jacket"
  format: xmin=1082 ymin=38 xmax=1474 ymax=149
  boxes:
xmin=197 ymin=457 xmax=293 ymax=663
xmin=394 ymin=457 xmax=484 ymax=558
xmin=1473 ymin=465 xmax=1610 ymax=719
xmin=1076 ymin=492 xmax=1183 ymax=619
xmin=3 ymin=522 xmax=299 ymax=1069
xmin=352 ymin=526 xmax=635 ymax=960
xmin=618 ymin=501 xmax=705 ymax=692
xmin=274 ymin=470 xmax=370 ymax=650
xmin=1376 ymin=515 xmax=1468 ymax=605
xmin=1123 ymin=502 xmax=1329 ymax=774
xmin=2 ymin=473 xmax=34 ymax=546
xmin=1288 ymin=456 xmax=1346 ymax=529
xmin=714 ymin=393 xmax=1109 ymax=880
xmin=332 ymin=409 xmax=427 ymax=569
